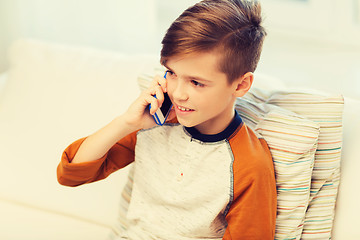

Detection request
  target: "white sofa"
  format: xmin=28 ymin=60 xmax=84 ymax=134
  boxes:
xmin=0 ymin=39 xmax=359 ymax=240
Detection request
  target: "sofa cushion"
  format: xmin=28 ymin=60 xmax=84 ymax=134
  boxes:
xmin=266 ymin=91 xmax=344 ymax=239
xmin=236 ymin=98 xmax=319 ymax=239
xmin=0 ymin=199 xmax=111 ymax=240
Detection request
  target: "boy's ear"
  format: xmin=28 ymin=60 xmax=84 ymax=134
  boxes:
xmin=233 ymin=72 xmax=254 ymax=97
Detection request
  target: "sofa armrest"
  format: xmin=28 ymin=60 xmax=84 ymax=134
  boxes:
xmin=332 ymin=96 xmax=360 ymax=239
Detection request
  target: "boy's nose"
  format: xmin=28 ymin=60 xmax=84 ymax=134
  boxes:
xmin=172 ymin=82 xmax=189 ymax=102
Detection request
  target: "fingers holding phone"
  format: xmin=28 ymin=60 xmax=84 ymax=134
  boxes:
xmin=148 ymin=84 xmax=164 ymax=115
xmin=150 ymin=92 xmax=173 ymax=125
xmin=150 ymin=74 xmax=167 ymax=93
xmin=123 ymin=73 xmax=172 ymax=130
xmin=149 ymin=74 xmax=173 ymax=126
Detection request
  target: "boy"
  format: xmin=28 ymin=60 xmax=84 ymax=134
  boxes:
xmin=57 ymin=0 xmax=277 ymax=239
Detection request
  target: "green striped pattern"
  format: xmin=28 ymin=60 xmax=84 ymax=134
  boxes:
xmin=109 ymin=165 xmax=135 ymax=238
xmin=137 ymin=67 xmax=166 ymax=92
xmin=267 ymin=92 xmax=344 ymax=239
xmin=236 ymin=97 xmax=320 ymax=240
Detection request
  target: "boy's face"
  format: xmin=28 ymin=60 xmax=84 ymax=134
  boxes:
xmin=165 ymin=51 xmax=240 ymax=135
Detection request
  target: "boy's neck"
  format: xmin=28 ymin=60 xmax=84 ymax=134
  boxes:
xmin=194 ymin=107 xmax=236 ymax=135
xmin=185 ymin=110 xmax=242 ymax=143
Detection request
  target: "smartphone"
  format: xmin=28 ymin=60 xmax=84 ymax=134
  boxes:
xmin=151 ymin=92 xmax=173 ymax=125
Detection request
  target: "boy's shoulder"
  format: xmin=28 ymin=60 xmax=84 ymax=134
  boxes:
xmin=229 ymin=123 xmax=273 ymax=171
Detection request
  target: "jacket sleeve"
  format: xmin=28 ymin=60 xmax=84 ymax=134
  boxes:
xmin=223 ymin=129 xmax=277 ymax=240
xmin=57 ymin=131 xmax=137 ymax=187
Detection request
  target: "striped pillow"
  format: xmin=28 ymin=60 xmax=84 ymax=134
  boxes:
xmin=137 ymin=67 xmax=166 ymax=91
xmin=236 ymin=98 xmax=320 ymax=239
xmin=266 ymin=92 xmax=344 ymax=239
xmin=107 ymin=165 xmax=135 ymax=239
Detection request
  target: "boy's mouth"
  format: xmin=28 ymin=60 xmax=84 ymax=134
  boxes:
xmin=175 ymin=104 xmax=194 ymax=113
xmin=177 ymin=106 xmax=193 ymax=111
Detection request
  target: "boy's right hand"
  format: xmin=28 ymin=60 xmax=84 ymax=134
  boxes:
xmin=70 ymin=75 xmax=170 ymax=164
xmin=123 ymin=75 xmax=168 ymax=131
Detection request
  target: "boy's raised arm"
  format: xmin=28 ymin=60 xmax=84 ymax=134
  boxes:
xmin=70 ymin=115 xmax=138 ymax=164
xmin=57 ymin=76 xmax=169 ymax=186
xmin=72 ymin=75 xmax=168 ymax=164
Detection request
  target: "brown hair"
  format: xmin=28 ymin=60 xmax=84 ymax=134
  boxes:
xmin=160 ymin=0 xmax=266 ymax=83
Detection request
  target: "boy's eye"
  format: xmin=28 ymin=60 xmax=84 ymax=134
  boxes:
xmin=165 ymin=70 xmax=176 ymax=79
xmin=191 ymin=80 xmax=205 ymax=87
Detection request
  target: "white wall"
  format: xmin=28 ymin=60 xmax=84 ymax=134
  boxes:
xmin=0 ymin=0 xmax=16 ymax=73
xmin=1 ymin=0 xmax=360 ymax=98
xmin=0 ymin=0 xmax=160 ymax=73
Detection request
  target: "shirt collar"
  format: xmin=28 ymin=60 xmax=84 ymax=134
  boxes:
xmin=184 ymin=110 xmax=243 ymax=143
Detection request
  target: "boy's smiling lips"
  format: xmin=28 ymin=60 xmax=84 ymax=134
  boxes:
xmin=174 ymin=103 xmax=194 ymax=114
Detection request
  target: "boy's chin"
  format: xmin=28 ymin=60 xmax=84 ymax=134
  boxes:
xmin=177 ymin=118 xmax=196 ymax=128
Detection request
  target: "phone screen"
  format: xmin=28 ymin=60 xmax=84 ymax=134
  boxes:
xmin=160 ymin=92 xmax=172 ymax=116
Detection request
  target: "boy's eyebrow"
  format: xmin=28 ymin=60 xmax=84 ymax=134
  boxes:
xmin=163 ymin=63 xmax=173 ymax=73
xmin=164 ymin=64 xmax=212 ymax=82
